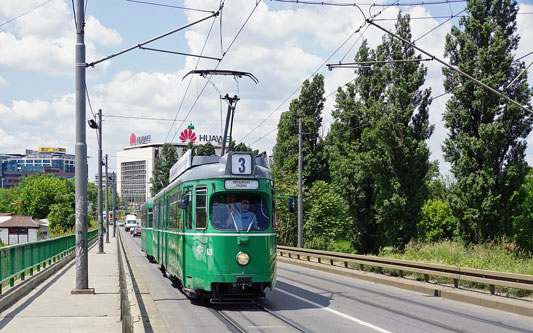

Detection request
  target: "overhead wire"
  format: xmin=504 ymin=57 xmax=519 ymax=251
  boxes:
xmin=124 ymin=0 xmax=214 ymax=13
xmin=164 ymin=5 xmax=221 ymax=143
xmin=167 ymin=0 xmax=263 ymax=143
xmin=240 ymin=0 xmax=401 ymax=144
xmin=270 ymin=0 xmax=466 ymax=7
xmin=0 ymin=0 xmax=53 ymax=28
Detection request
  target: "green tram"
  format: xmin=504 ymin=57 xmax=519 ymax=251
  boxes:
xmin=140 ymin=150 xmax=276 ymax=303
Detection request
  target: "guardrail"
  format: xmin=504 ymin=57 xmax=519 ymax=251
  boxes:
xmin=277 ymin=246 xmax=533 ymax=295
xmin=0 ymin=229 xmax=98 ymax=294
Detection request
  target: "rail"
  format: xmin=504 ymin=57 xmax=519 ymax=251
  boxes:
xmin=0 ymin=229 xmax=98 ymax=294
xmin=277 ymin=246 xmax=533 ymax=295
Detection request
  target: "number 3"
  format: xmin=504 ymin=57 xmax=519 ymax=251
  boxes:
xmin=238 ymin=157 xmax=246 ymax=173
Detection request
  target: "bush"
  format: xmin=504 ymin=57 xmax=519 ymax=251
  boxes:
xmin=417 ymin=198 xmax=455 ymax=242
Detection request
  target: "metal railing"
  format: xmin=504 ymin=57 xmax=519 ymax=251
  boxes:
xmin=0 ymin=229 xmax=98 ymax=294
xmin=277 ymin=246 xmax=533 ymax=295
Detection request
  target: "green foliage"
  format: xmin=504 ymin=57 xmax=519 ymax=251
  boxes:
xmin=442 ymin=0 xmax=533 ymax=243
xmin=326 ymin=13 xmax=434 ymax=253
xmin=273 ymin=74 xmax=329 ymax=186
xmin=303 ymin=180 xmax=351 ymax=250
xmin=150 ymin=143 xmax=179 ymax=196
xmin=512 ymin=170 xmax=533 ymax=252
xmin=273 ymin=165 xmax=299 ymax=246
xmin=0 ymin=186 xmax=20 ymax=213
xmin=195 ymin=142 xmax=216 ymax=156
xmin=229 ymin=141 xmax=255 ymax=153
xmin=418 ymin=198 xmax=455 ymax=242
xmin=47 ymin=178 xmax=76 ymax=232
xmin=386 ymin=239 xmax=533 ymax=276
xmin=14 ymin=175 xmax=71 ymax=219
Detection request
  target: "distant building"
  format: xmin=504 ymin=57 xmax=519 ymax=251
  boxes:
xmin=117 ymin=127 xmax=222 ymax=204
xmin=0 ymin=148 xmax=75 ymax=189
xmin=0 ymin=214 xmax=41 ymax=245
xmin=94 ymin=172 xmax=117 ymax=189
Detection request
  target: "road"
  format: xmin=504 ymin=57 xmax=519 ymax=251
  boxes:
xmin=119 ymin=229 xmax=533 ymax=333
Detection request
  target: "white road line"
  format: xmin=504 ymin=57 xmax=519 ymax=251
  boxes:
xmin=276 ymin=288 xmax=393 ymax=333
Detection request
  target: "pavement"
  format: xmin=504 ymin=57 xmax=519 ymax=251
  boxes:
xmin=0 ymin=233 xmax=122 ymax=333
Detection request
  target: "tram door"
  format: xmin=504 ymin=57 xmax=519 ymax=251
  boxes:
xmin=163 ymin=195 xmax=169 ymax=269
xmin=181 ymin=187 xmax=192 ymax=285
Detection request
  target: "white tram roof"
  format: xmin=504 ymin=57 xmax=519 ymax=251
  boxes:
xmin=153 ymin=152 xmax=272 ymax=200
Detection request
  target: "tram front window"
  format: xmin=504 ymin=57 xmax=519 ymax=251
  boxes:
xmin=211 ymin=194 xmax=270 ymax=231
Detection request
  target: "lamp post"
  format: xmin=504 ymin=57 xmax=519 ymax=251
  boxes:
xmin=88 ymin=109 xmax=104 ymax=254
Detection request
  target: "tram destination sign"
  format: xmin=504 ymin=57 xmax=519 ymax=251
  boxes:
xmin=224 ymin=179 xmax=259 ymax=190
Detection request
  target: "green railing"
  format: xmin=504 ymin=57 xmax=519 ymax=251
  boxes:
xmin=0 ymin=229 xmax=98 ymax=294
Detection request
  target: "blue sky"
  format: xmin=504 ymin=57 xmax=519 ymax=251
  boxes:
xmin=1 ymin=0 xmax=533 ymax=181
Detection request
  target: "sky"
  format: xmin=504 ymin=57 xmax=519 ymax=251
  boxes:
xmin=1 ymin=0 xmax=533 ymax=182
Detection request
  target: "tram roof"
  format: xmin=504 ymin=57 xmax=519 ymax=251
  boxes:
xmin=153 ymin=152 xmax=272 ymax=200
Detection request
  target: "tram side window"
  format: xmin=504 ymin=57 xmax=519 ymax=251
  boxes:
xmin=195 ymin=187 xmax=207 ymax=229
xmin=184 ymin=188 xmax=193 ymax=229
xmin=154 ymin=205 xmax=158 ymax=230
xmin=147 ymin=209 xmax=153 ymax=228
xmin=141 ymin=210 xmax=146 ymax=228
xmin=168 ymin=193 xmax=179 ymax=230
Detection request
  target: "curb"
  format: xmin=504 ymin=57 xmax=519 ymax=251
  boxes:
xmin=278 ymin=256 xmax=533 ymax=317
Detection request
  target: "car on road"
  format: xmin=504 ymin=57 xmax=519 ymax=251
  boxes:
xmin=117 ymin=220 xmax=124 ymax=227
xmin=132 ymin=227 xmax=141 ymax=237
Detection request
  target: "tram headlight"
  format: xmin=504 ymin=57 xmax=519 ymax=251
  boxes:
xmin=236 ymin=252 xmax=250 ymax=266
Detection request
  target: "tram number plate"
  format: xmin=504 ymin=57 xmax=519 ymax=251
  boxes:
xmin=225 ymin=179 xmax=259 ymax=190
xmin=231 ymin=153 xmax=252 ymax=175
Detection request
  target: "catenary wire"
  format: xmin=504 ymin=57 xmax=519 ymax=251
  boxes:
xmin=239 ymin=0 xmax=391 ymax=143
xmin=0 ymin=0 xmax=53 ymax=28
xmin=124 ymin=0 xmax=214 ymax=13
xmin=271 ymin=0 xmax=466 ymax=7
xmin=164 ymin=5 xmax=221 ymax=143
xmin=167 ymin=1 xmax=263 ymax=143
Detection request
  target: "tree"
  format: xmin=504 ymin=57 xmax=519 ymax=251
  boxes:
xmin=196 ymin=142 xmax=216 ymax=156
xmin=327 ymin=13 xmax=434 ymax=253
xmin=150 ymin=143 xmax=178 ymax=196
xmin=48 ymin=179 xmax=76 ymax=232
xmin=442 ymin=0 xmax=533 ymax=243
xmin=273 ymin=74 xmax=328 ymax=186
xmin=512 ymin=169 xmax=533 ymax=251
xmin=15 ymin=175 xmax=71 ymax=219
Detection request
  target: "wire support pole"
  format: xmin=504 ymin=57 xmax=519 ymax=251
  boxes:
xmin=105 ymin=154 xmax=110 ymax=243
xmin=97 ymin=109 xmax=104 ymax=254
xmin=86 ymin=10 xmax=219 ymax=68
xmin=298 ymin=118 xmax=303 ymax=249
xmin=112 ymin=172 xmax=117 ymax=238
xmin=367 ymin=19 xmax=533 ymax=115
xmin=74 ymin=0 xmax=89 ymax=291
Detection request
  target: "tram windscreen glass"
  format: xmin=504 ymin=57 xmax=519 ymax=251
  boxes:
xmin=211 ymin=194 xmax=270 ymax=231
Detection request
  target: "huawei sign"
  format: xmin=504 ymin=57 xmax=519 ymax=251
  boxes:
xmin=180 ymin=128 xmax=197 ymax=143
xmin=129 ymin=133 xmax=152 ymax=146
xmin=129 ymin=133 xmax=136 ymax=146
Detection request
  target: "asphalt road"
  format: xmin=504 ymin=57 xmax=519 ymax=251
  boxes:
xmin=120 ymin=229 xmax=533 ymax=333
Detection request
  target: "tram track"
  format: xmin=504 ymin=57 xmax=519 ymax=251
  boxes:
xmin=210 ymin=302 xmax=308 ymax=333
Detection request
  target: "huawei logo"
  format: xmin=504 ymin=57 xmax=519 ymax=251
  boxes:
xmin=180 ymin=128 xmax=197 ymax=143
xmin=130 ymin=133 xmax=137 ymax=146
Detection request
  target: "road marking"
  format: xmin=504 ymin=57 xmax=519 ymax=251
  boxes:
xmin=276 ymin=288 xmax=392 ymax=333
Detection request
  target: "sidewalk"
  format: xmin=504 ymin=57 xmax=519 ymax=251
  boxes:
xmin=0 ymin=233 xmax=122 ymax=332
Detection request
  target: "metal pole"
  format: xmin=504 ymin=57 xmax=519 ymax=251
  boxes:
xmin=113 ymin=171 xmax=117 ymax=238
xmin=97 ymin=109 xmax=104 ymax=253
xmin=298 ymin=118 xmax=303 ymax=248
xmin=73 ymin=0 xmax=90 ymax=292
xmin=105 ymin=154 xmax=109 ymax=243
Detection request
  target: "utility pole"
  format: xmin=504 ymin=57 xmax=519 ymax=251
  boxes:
xmin=113 ymin=171 xmax=117 ymax=238
xmin=72 ymin=0 xmax=92 ymax=293
xmin=97 ymin=109 xmax=104 ymax=253
xmin=298 ymin=118 xmax=303 ymax=248
xmin=105 ymin=154 xmax=109 ymax=243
